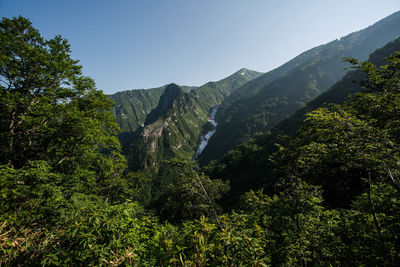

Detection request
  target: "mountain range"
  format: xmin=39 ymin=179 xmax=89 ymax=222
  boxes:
xmin=205 ymin=36 xmax=400 ymax=208
xmin=198 ymin=10 xmax=400 ymax=162
xmin=110 ymin=11 xmax=400 ymax=176
xmin=111 ymin=68 xmax=262 ymax=170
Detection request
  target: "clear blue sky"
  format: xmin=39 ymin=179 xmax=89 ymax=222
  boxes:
xmin=1 ymin=0 xmax=400 ymax=94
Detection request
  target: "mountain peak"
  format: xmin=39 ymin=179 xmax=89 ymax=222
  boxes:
xmin=164 ymin=83 xmax=183 ymax=95
xmin=144 ymin=83 xmax=183 ymax=126
xmin=239 ymin=68 xmax=248 ymax=76
xmin=233 ymin=68 xmax=263 ymax=79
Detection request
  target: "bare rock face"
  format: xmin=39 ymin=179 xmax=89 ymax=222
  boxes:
xmin=140 ymin=84 xmax=182 ymax=155
xmin=142 ymin=118 xmax=171 ymax=153
xmin=142 ymin=119 xmax=169 ymax=139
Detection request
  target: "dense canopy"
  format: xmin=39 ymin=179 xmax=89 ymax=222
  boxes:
xmin=1 ymin=16 xmax=400 ymax=266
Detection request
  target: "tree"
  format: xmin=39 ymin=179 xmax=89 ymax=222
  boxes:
xmin=0 ymin=16 xmax=125 ymax=197
xmin=241 ymin=179 xmax=342 ymax=266
xmin=156 ymin=159 xmax=229 ymax=225
xmin=271 ymin=51 xmax=400 ymax=265
xmin=0 ymin=17 xmax=135 ymax=264
xmin=272 ymin=53 xmax=400 ymax=208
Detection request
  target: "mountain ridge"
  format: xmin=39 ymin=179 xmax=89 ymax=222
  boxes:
xmin=122 ymin=69 xmax=262 ymax=170
xmin=204 ymin=36 xmax=400 ymax=209
xmin=111 ymin=68 xmax=262 ymax=133
xmin=199 ymin=10 xmax=400 ymax=162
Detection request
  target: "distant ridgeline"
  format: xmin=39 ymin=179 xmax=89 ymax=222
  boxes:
xmin=205 ymin=36 xmax=400 ymax=209
xmin=111 ymin=11 xmax=400 ymax=173
xmin=111 ymin=85 xmax=197 ymax=133
xmin=5 ymin=14 xmax=400 ymax=266
xmin=110 ymin=69 xmax=262 ymax=170
xmin=198 ymin=10 xmax=400 ymax=163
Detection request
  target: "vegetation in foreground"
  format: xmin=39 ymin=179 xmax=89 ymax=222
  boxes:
xmin=1 ymin=16 xmax=400 ymax=266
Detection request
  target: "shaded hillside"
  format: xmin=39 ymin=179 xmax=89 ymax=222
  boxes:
xmin=204 ymin=36 xmax=400 ymax=209
xmin=125 ymin=69 xmax=262 ymax=170
xmin=111 ymin=69 xmax=261 ymax=135
xmin=199 ymin=11 xmax=400 ymax=162
xmin=127 ymin=84 xmax=208 ymax=170
xmin=110 ymin=85 xmax=196 ymax=133
xmin=272 ymin=36 xmax=400 ymax=138
xmin=193 ymin=68 xmax=263 ymax=112
xmin=5 ymin=15 xmax=400 ymax=266
xmin=144 ymin=85 xmax=183 ymax=126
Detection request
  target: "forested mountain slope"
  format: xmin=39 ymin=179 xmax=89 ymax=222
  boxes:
xmin=191 ymin=68 xmax=262 ymax=113
xmin=110 ymin=85 xmax=196 ymax=133
xmin=4 ymin=15 xmax=400 ymax=266
xmin=199 ymin=10 xmax=400 ymax=162
xmin=205 ymin=36 xmax=400 ymax=209
xmin=271 ymin=37 xmax=400 ymax=138
xmin=124 ymin=69 xmax=262 ymax=170
xmin=111 ymin=68 xmax=261 ymax=134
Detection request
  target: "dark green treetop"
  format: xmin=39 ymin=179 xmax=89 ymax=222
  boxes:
xmin=0 ymin=16 xmax=122 ymax=177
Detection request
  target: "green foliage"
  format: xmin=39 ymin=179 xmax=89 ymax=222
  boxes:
xmin=0 ymin=161 xmax=63 ymax=226
xmin=126 ymin=84 xmax=211 ymax=170
xmin=200 ymin=12 xmax=400 ymax=162
xmin=3 ymin=14 xmax=400 ymax=266
xmin=269 ymin=51 xmax=400 ymax=265
xmin=273 ymin=52 xmax=400 ymax=207
xmin=241 ymin=179 xmax=343 ymax=266
xmin=144 ymin=213 xmax=270 ymax=266
xmin=111 ymin=68 xmax=261 ymax=134
xmin=0 ymin=16 xmax=142 ymax=265
xmin=200 ymin=43 xmax=400 ymax=265
xmin=0 ymin=161 xmax=64 ymax=264
xmin=204 ymin=37 xmax=400 ymax=210
xmin=204 ymin=137 xmax=270 ymax=210
xmin=43 ymin=195 xmax=160 ymax=266
xmin=154 ymin=159 xmax=229 ymax=224
xmin=160 ymin=215 xmax=270 ymax=266
xmin=120 ymin=69 xmax=262 ymax=171
xmin=111 ymin=86 xmax=171 ymax=133
xmin=0 ymin=16 xmax=124 ymax=182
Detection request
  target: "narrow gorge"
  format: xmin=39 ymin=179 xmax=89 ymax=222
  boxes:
xmin=193 ymin=105 xmax=219 ymax=159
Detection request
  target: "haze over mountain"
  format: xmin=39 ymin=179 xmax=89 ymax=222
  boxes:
xmin=110 ymin=11 xmax=400 ymax=172
xmin=205 ymin=36 xmax=400 ymax=208
xmin=198 ymin=10 xmax=400 ymax=162
xmin=3 ymin=1 xmax=398 ymax=94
